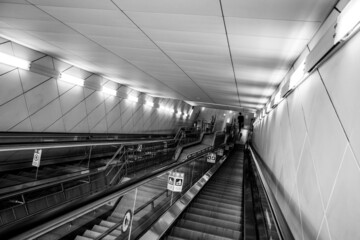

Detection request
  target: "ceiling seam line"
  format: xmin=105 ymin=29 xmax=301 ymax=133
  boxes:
xmin=219 ymin=0 xmax=242 ymax=107
xmin=110 ymin=0 xmax=216 ymax=103
xmin=24 ymin=0 xmax=189 ymax=101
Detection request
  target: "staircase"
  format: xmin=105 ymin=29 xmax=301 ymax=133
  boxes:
xmin=165 ymin=145 xmax=244 ymax=240
xmin=74 ymin=175 xmax=170 ymax=240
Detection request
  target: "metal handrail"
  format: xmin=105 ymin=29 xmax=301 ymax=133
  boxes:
xmin=249 ymin=146 xmax=294 ymax=240
xmin=6 ymin=146 xmax=218 ymax=240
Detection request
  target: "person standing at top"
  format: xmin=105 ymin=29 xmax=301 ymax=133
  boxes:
xmin=238 ymin=112 xmax=244 ymax=130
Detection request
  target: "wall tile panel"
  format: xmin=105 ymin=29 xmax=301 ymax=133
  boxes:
xmin=0 ymin=70 xmax=23 ymax=106
xmin=326 ymin=146 xmax=360 ymax=240
xmin=0 ymin=95 xmax=29 ymax=130
xmin=25 ymin=78 xmax=58 ymax=115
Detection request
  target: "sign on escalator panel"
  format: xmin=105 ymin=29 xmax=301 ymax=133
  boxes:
xmin=32 ymin=149 xmax=42 ymax=167
xmin=167 ymin=172 xmax=184 ymax=192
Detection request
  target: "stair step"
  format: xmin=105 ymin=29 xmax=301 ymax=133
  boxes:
xmin=83 ymin=230 xmax=116 ymax=240
xmin=184 ymin=212 xmax=241 ymax=231
xmin=178 ymin=219 xmax=241 ymax=239
xmin=166 ymin=236 xmax=187 ymax=240
xmin=196 ymin=197 xmax=241 ymax=211
xmin=188 ymin=207 xmax=241 ymax=223
xmin=191 ymin=202 xmax=241 ymax=217
xmin=99 ymin=220 xmax=116 ymax=228
xmin=92 ymin=225 xmax=122 ymax=236
xmin=198 ymin=193 xmax=241 ymax=206
xmin=171 ymin=226 xmax=233 ymax=240
xmin=107 ymin=216 xmax=122 ymax=223
xmin=75 ymin=236 xmax=93 ymax=240
xmin=200 ymin=191 xmax=241 ymax=202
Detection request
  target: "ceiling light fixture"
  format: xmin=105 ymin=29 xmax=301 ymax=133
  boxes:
xmin=145 ymin=101 xmax=154 ymax=108
xmin=0 ymin=52 xmax=30 ymax=70
xmin=127 ymin=95 xmax=138 ymax=102
xmin=102 ymin=87 xmax=117 ymax=96
xmin=289 ymin=60 xmax=306 ymax=90
xmin=335 ymin=0 xmax=360 ymax=43
xmin=60 ymin=73 xmax=85 ymax=86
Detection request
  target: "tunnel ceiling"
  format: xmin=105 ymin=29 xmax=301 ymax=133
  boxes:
xmin=0 ymin=0 xmax=337 ymax=111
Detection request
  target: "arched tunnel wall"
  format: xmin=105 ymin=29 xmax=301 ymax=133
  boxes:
xmin=252 ymin=30 xmax=360 ymax=239
xmin=0 ymin=37 xmax=195 ymax=134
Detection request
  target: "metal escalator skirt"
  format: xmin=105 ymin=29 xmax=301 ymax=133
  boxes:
xmin=140 ymin=155 xmax=228 ymax=240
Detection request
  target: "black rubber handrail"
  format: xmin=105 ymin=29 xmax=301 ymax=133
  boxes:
xmin=249 ymin=146 xmax=294 ymax=240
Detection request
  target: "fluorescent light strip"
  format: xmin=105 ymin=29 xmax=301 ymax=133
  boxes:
xmin=0 ymin=52 xmax=30 ymax=70
xmin=145 ymin=101 xmax=154 ymax=107
xmin=335 ymin=0 xmax=360 ymax=43
xmin=102 ymin=87 xmax=117 ymax=96
xmin=127 ymin=95 xmax=138 ymax=102
xmin=60 ymin=73 xmax=84 ymax=86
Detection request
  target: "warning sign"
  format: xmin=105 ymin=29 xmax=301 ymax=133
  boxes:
xmin=137 ymin=144 xmax=142 ymax=152
xmin=217 ymin=149 xmax=224 ymax=156
xmin=122 ymin=210 xmax=132 ymax=233
xmin=32 ymin=149 xmax=42 ymax=167
xmin=207 ymin=152 xmax=216 ymax=163
xmin=167 ymin=172 xmax=184 ymax=192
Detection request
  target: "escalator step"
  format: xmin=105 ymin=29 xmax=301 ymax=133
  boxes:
xmin=198 ymin=194 xmax=241 ymax=206
xmin=196 ymin=198 xmax=241 ymax=211
xmin=166 ymin=236 xmax=187 ymax=240
xmin=188 ymin=207 xmax=241 ymax=223
xmin=75 ymin=236 xmax=93 ymax=240
xmin=171 ymin=226 xmax=233 ymax=240
xmin=184 ymin=212 xmax=241 ymax=231
xmin=92 ymin=225 xmax=121 ymax=236
xmin=107 ymin=216 xmax=122 ymax=223
xmin=191 ymin=202 xmax=241 ymax=217
xmin=178 ymin=219 xmax=241 ymax=239
xmin=199 ymin=191 xmax=241 ymax=202
xmin=99 ymin=220 xmax=116 ymax=228
xmin=83 ymin=230 xmax=116 ymax=240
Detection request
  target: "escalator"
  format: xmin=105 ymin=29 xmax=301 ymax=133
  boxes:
xmin=164 ymin=145 xmax=244 ymax=240
xmin=5 ymin=142 xmax=222 ymax=240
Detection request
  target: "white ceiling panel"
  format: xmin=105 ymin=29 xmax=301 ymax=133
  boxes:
xmin=0 ymin=1 xmax=337 ymax=111
xmin=226 ymin=17 xmax=320 ymax=39
xmin=229 ymin=34 xmax=308 ymax=52
xmin=222 ymin=0 xmax=337 ymax=21
xmin=145 ymin=29 xmax=228 ymax=47
xmin=124 ymin=12 xmax=225 ymax=34
xmin=113 ymin=0 xmax=221 ymax=16
xmin=28 ymin=0 xmax=115 ymax=9
xmin=39 ymin=7 xmax=133 ymax=27
xmin=0 ymin=3 xmax=51 ymax=20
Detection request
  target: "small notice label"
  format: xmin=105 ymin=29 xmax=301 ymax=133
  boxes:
xmin=207 ymin=152 xmax=216 ymax=163
xmin=137 ymin=144 xmax=142 ymax=152
xmin=32 ymin=149 xmax=42 ymax=167
xmin=167 ymin=172 xmax=184 ymax=192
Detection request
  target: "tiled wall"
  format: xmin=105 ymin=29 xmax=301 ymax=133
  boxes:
xmin=0 ymin=37 xmax=194 ymax=134
xmin=252 ymin=31 xmax=360 ymax=239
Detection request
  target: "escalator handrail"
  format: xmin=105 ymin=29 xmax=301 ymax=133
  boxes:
xmin=0 ymin=138 xmax=176 ymax=152
xmin=249 ymin=146 xmax=294 ymax=240
xmin=0 ymin=147 xmax=177 ymax=200
xmin=4 ymin=146 xmax=215 ymax=239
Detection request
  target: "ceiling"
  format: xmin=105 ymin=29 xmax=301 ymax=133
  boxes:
xmin=0 ymin=0 xmax=337 ymax=111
